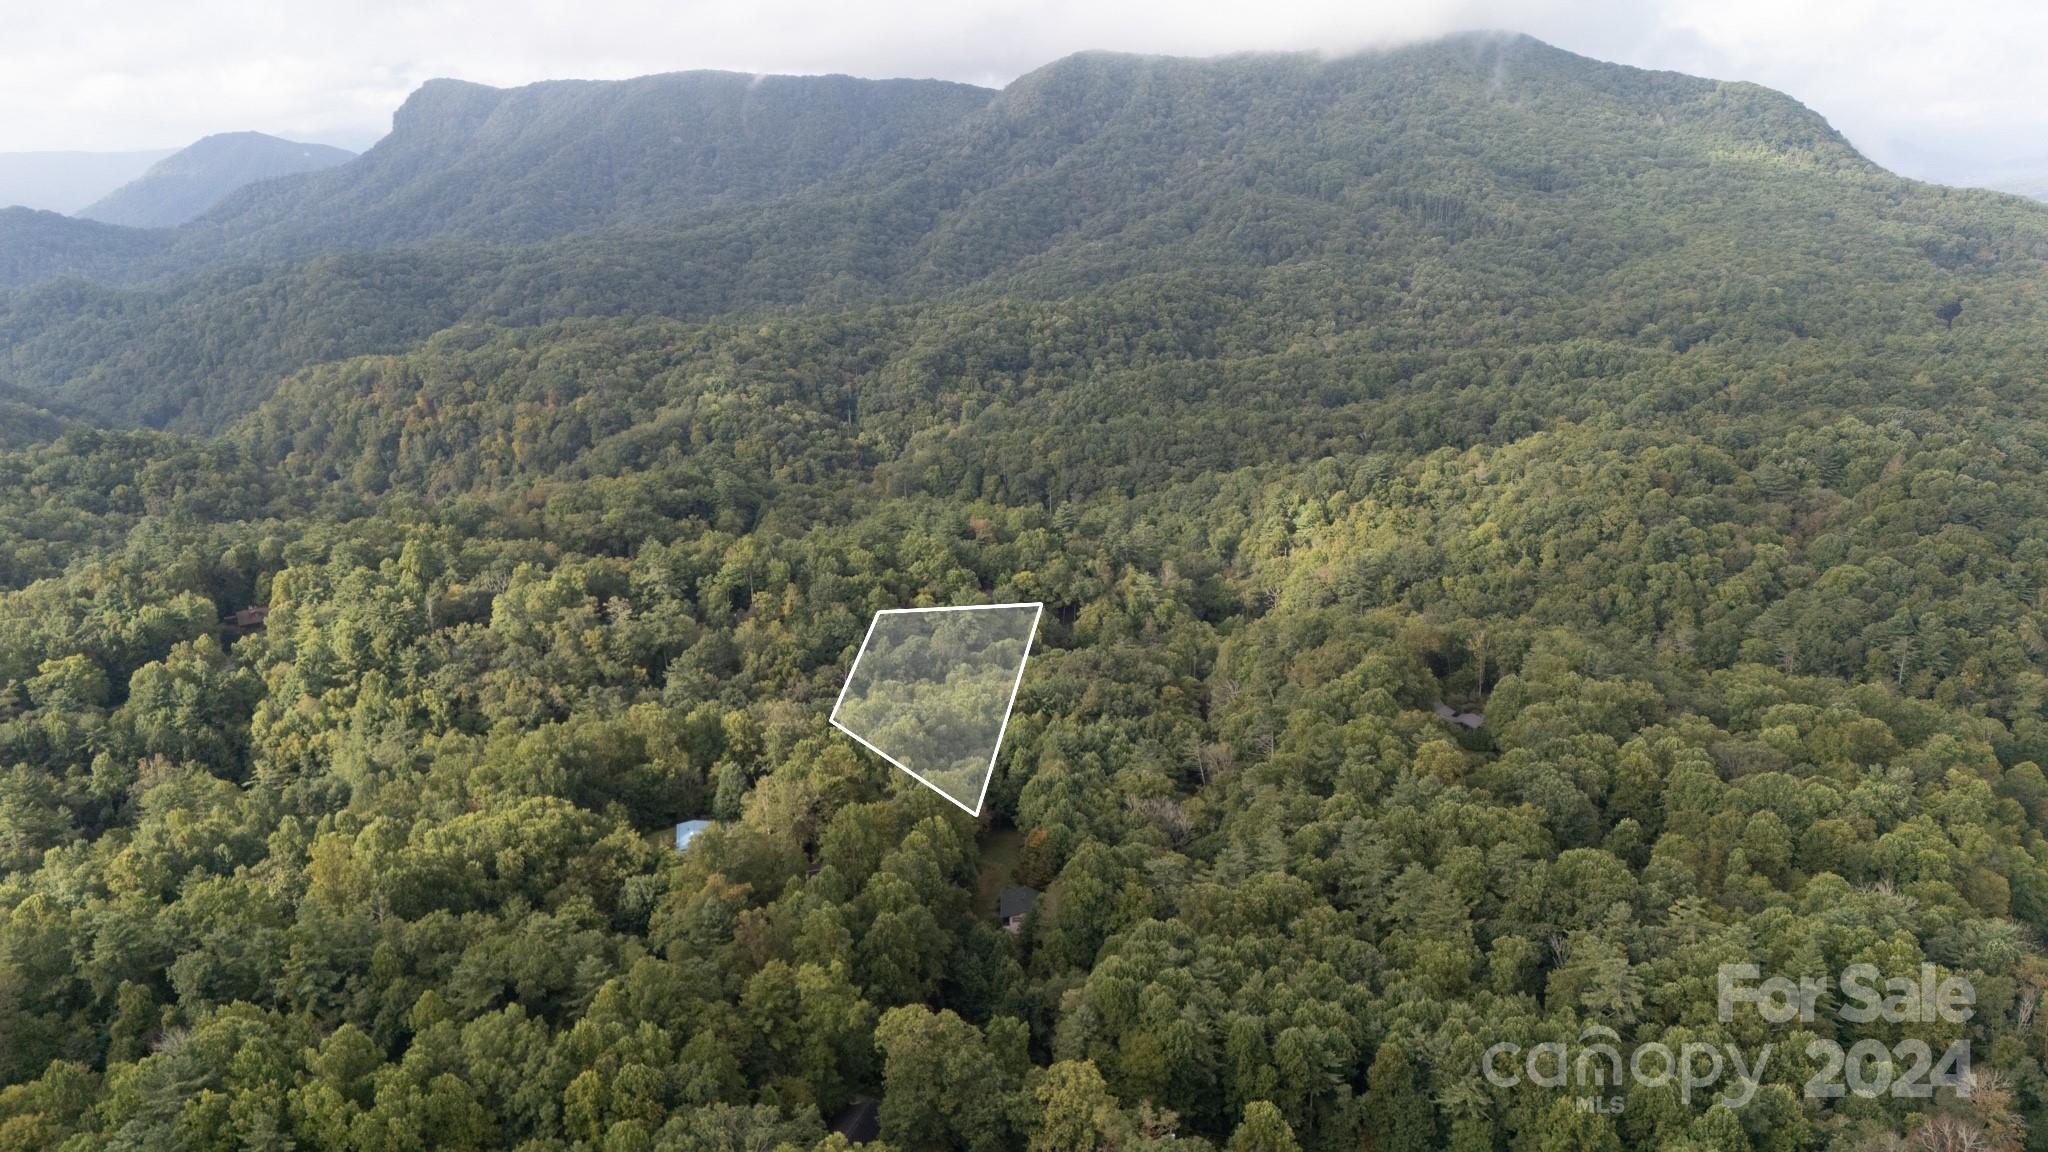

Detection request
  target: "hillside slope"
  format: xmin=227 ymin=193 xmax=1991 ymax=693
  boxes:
xmin=168 ymin=70 xmax=996 ymax=261
xmin=77 ymin=132 xmax=355 ymax=229
xmin=0 ymin=207 xmax=172 ymax=287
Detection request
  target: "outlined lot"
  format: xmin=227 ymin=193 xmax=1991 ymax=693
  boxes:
xmin=829 ymin=602 xmax=1042 ymax=816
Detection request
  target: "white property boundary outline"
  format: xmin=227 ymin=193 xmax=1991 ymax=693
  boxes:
xmin=828 ymin=601 xmax=1045 ymax=818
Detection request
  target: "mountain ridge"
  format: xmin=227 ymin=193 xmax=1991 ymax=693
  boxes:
xmin=77 ymin=132 xmax=356 ymax=229
xmin=0 ymin=206 xmax=172 ymax=286
xmin=2 ymin=34 xmax=2042 ymax=432
xmin=168 ymin=69 xmax=997 ymax=262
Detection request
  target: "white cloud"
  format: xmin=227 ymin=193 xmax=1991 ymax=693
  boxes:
xmin=2 ymin=0 xmax=2044 ymax=184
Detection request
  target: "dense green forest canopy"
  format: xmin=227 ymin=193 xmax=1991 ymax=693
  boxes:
xmin=1 ymin=29 xmax=2047 ymax=1152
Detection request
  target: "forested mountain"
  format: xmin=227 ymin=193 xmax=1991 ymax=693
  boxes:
xmin=2 ymin=31 xmax=2048 ymax=1152
xmin=165 ymin=71 xmax=996 ymax=261
xmin=76 ymin=133 xmax=356 ymax=229
xmin=3 ymin=35 xmax=2045 ymax=432
xmin=0 ymin=207 xmax=172 ymax=288
xmin=2 ymin=68 xmax=995 ymax=290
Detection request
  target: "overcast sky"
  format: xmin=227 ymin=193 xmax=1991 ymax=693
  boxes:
xmin=6 ymin=0 xmax=2046 ymax=186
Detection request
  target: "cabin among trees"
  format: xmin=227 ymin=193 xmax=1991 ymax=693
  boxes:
xmin=220 ymin=605 xmax=268 ymax=638
xmin=1433 ymin=701 xmax=1483 ymax=729
xmin=998 ymin=885 xmax=1038 ymax=934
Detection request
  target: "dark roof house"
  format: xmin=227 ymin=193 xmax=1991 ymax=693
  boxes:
xmin=222 ymin=606 xmax=269 ymax=636
xmin=1433 ymin=702 xmax=1483 ymax=729
xmin=998 ymin=885 xmax=1039 ymax=934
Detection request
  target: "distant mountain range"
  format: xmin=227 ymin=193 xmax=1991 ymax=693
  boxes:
xmin=1993 ymin=174 xmax=2048 ymax=202
xmin=193 ymin=73 xmax=993 ymax=256
xmin=1 ymin=35 xmax=2045 ymax=431
xmin=1860 ymin=135 xmax=2048 ymax=203
xmin=0 ymin=149 xmax=174 ymax=213
xmin=77 ymin=132 xmax=355 ymax=228
xmin=0 ymin=70 xmax=993 ymax=291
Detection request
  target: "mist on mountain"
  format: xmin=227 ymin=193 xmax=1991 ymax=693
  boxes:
xmin=0 ymin=148 xmax=174 ymax=213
